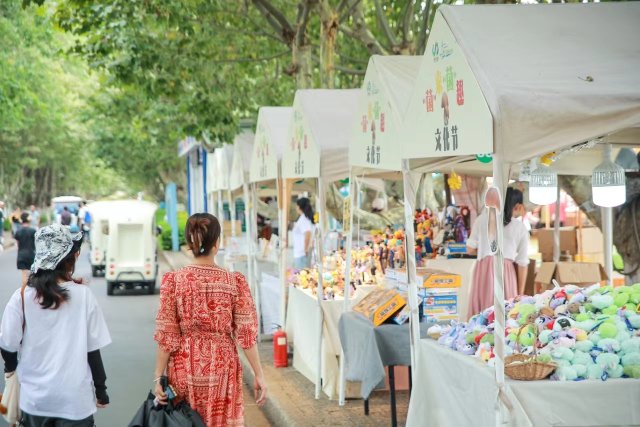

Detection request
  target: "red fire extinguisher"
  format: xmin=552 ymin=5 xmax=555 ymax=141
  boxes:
xmin=273 ymin=327 xmax=288 ymax=368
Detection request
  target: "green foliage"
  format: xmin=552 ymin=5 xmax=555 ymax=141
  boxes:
xmin=156 ymin=208 xmax=188 ymax=250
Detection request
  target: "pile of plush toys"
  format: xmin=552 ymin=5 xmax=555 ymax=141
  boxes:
xmin=288 ymin=249 xmax=384 ymax=300
xmin=428 ymin=283 xmax=640 ymax=381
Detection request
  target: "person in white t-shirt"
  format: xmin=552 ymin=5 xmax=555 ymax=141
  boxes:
xmin=293 ymin=198 xmax=315 ymax=269
xmin=466 ymin=188 xmax=530 ymax=317
xmin=0 ymin=224 xmax=111 ymax=426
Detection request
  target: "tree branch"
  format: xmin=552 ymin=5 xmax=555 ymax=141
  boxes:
xmin=312 ymin=54 xmax=365 ymax=75
xmin=417 ymin=0 xmax=433 ymax=54
xmin=212 ymin=50 xmax=290 ymax=63
xmin=373 ymin=0 xmax=398 ymax=47
xmin=339 ymin=0 xmax=362 ymax=22
xmin=339 ymin=2 xmax=389 ymax=56
xmin=401 ymin=0 xmax=415 ymax=47
xmin=295 ymin=0 xmax=314 ymax=47
xmin=252 ymin=0 xmax=295 ymax=44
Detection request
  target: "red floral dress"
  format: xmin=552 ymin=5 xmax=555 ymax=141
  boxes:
xmin=154 ymin=265 xmax=258 ymax=426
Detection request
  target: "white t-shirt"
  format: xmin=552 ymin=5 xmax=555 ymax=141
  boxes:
xmin=467 ymin=214 xmax=530 ymax=266
xmin=293 ymin=215 xmax=314 ymax=258
xmin=0 ymin=283 xmax=111 ymax=420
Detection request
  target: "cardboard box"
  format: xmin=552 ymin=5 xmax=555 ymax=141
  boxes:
xmin=535 ymin=228 xmax=577 ymax=262
xmin=422 ymin=289 xmax=459 ymax=322
xmin=535 ymin=261 xmax=608 ymax=292
xmin=577 ymin=227 xmax=604 ymax=254
xmin=393 ymin=268 xmax=461 ymax=288
xmin=524 ymin=259 xmax=536 ymax=296
xmin=391 ymin=304 xmax=411 ymax=325
xmin=353 ymin=288 xmax=406 ymax=326
xmin=420 ymin=269 xmax=461 ymax=288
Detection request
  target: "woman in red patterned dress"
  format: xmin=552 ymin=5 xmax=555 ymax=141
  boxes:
xmin=153 ymin=213 xmax=267 ymax=426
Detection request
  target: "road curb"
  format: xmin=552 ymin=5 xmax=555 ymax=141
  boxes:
xmin=239 ymin=344 xmax=294 ymax=427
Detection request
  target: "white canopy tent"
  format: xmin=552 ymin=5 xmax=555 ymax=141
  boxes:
xmin=205 ymin=150 xmax=218 ymax=217
xmin=338 ymin=55 xmax=423 ymax=405
xmin=214 ymin=144 xmax=234 ymax=248
xmin=402 ymin=3 xmax=640 ymax=425
xmin=281 ymin=89 xmax=359 ymax=399
xmin=249 ymin=107 xmax=293 ymax=338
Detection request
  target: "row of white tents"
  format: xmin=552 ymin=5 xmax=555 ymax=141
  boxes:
xmin=181 ymin=2 xmax=640 ymax=418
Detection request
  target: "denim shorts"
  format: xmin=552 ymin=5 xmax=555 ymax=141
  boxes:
xmin=21 ymin=412 xmax=95 ymax=427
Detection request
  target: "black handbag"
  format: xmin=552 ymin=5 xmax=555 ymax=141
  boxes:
xmin=128 ymin=378 xmax=205 ymax=427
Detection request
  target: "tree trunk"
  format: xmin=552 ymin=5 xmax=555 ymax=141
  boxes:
xmin=293 ymin=43 xmax=313 ymax=88
xmin=319 ymin=1 xmax=337 ymax=89
xmin=560 ymin=174 xmax=640 ymax=284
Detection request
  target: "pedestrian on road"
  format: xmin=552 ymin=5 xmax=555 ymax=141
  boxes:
xmin=10 ymin=207 xmax=22 ymax=236
xmin=60 ymin=206 xmax=72 ymax=226
xmin=29 ymin=205 xmax=40 ymax=229
xmin=77 ymin=201 xmax=87 ymax=231
xmin=0 ymin=224 xmax=111 ymax=427
xmin=0 ymin=201 xmax=5 ymax=250
xmin=153 ymin=213 xmax=267 ymax=427
xmin=15 ymin=212 xmax=36 ymax=286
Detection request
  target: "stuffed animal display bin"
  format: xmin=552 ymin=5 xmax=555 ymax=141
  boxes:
xmin=427 ymin=282 xmax=640 ymax=382
xmin=505 ymin=324 xmax=557 ymax=381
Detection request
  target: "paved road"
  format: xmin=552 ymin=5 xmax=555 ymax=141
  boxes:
xmin=0 ymin=244 xmax=270 ymax=426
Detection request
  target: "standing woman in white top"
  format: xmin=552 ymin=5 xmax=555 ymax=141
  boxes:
xmin=466 ymin=188 xmax=530 ymax=317
xmin=0 ymin=224 xmax=111 ymax=427
xmin=292 ymin=198 xmax=315 ymax=269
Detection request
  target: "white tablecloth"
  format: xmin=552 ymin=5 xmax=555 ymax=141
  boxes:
xmin=424 ymin=258 xmax=476 ymax=321
xmin=285 ymin=285 xmax=376 ymax=399
xmin=407 ymin=339 xmax=640 ymax=427
xmin=259 ymin=272 xmax=281 ymax=335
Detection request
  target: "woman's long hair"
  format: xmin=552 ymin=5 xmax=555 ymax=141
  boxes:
xmin=28 ymin=239 xmax=82 ymax=309
xmin=503 ymin=188 xmax=524 ymax=226
xmin=296 ymin=198 xmax=314 ymax=223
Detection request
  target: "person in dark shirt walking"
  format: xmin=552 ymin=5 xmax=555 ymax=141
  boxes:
xmin=60 ymin=206 xmax=72 ymax=226
xmin=15 ymin=212 xmax=36 ymax=286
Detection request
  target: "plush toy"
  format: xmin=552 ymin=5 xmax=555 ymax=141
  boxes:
xmin=587 ymin=363 xmax=605 ymax=380
xmin=590 ymin=294 xmax=614 ymax=311
xmin=596 ymin=353 xmax=624 ymax=379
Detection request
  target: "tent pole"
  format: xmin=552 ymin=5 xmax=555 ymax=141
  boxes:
xmin=401 ymin=159 xmax=420 ymax=385
xmin=338 ymin=169 xmax=356 ymax=406
xmin=315 ymin=177 xmax=327 ymax=400
xmin=553 ymin=185 xmax=561 ymax=263
xmin=602 ymin=206 xmax=614 ymax=286
xmin=244 ymin=182 xmax=261 ymax=341
xmin=218 ymin=190 xmax=225 ymax=250
xmin=491 ymin=154 xmax=509 ymax=426
xmin=229 ymin=189 xmax=237 ymax=237
xmin=278 ymin=178 xmax=289 ymax=329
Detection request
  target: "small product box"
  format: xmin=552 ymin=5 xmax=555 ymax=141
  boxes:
xmin=422 ymin=288 xmax=459 ymax=322
xmin=391 ymin=304 xmax=411 ymax=325
xmin=353 ymin=288 xmax=406 ymax=326
xmin=419 ymin=269 xmax=461 ymax=289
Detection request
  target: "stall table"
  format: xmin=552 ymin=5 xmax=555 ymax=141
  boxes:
xmin=339 ymin=311 xmax=435 ymax=427
xmin=285 ymin=285 xmax=376 ymax=399
xmin=406 ymin=339 xmax=640 ymax=427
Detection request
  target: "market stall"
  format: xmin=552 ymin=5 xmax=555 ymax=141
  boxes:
xmin=338 ymin=55 xmax=422 ymax=406
xmin=214 ymin=144 xmax=234 ymax=249
xmin=249 ymin=106 xmax=293 ymax=334
xmin=281 ymin=89 xmax=360 ymax=398
xmin=399 ymin=3 xmax=640 ymax=426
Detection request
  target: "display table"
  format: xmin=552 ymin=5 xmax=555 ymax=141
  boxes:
xmin=285 ymin=285 xmax=376 ymax=399
xmin=406 ymin=339 xmax=640 ymax=427
xmin=423 ymin=258 xmax=475 ymax=321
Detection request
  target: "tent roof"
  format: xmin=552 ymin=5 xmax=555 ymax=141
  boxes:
xmin=229 ymin=130 xmax=255 ymax=191
xmin=249 ymin=107 xmax=292 ymax=183
xmin=441 ymin=3 xmax=640 ymax=164
xmin=349 ymin=55 xmax=422 ymax=173
xmin=214 ymin=144 xmax=234 ymax=190
xmin=281 ymin=89 xmax=359 ymax=182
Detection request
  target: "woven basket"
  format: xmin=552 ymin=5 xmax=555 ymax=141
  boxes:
xmin=504 ymin=325 xmax=557 ymax=381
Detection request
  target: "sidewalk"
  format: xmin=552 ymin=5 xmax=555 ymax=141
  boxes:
xmin=2 ymin=231 xmax=15 ymax=250
xmin=160 ymin=249 xmax=410 ymax=426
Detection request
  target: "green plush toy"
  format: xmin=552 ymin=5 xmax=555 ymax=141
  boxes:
xmin=574 ymin=340 xmax=594 ymax=353
xmin=518 ymin=304 xmax=537 ymax=326
xmin=591 ymin=294 xmax=614 ymax=311
xmin=596 ymin=353 xmax=624 ymax=379
xmin=598 ymin=323 xmax=618 ymax=339
xmin=587 ymin=364 xmax=604 ymax=380
xmin=584 ymin=303 xmax=596 ymax=313
xmin=575 ymin=313 xmax=591 ymax=322
xmin=602 ymin=305 xmax=619 ymax=316
xmin=480 ymin=333 xmax=494 ymax=346
xmin=538 ymin=330 xmax=553 ymax=345
xmin=614 ymin=292 xmax=629 ymax=308
xmin=630 ymin=293 xmax=640 ymax=305
xmin=518 ymin=328 xmax=536 ymax=347
xmin=623 ymin=365 xmax=640 ymax=378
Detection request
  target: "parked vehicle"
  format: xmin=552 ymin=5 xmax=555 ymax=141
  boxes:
xmin=87 ymin=201 xmax=116 ymax=277
xmin=104 ymin=200 xmax=159 ymax=295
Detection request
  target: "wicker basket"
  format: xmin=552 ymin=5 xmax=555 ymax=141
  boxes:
xmin=504 ymin=325 xmax=557 ymax=381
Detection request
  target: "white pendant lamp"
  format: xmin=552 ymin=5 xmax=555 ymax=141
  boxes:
xmin=592 ymin=144 xmax=626 ymax=207
xmin=529 ymin=162 xmax=558 ymax=205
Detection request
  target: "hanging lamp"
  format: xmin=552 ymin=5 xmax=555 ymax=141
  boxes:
xmin=529 ymin=161 xmax=558 ymax=205
xmin=592 ymin=144 xmax=626 ymax=207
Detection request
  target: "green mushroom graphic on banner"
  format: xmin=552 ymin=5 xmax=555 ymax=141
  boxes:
xmin=403 ymin=14 xmax=493 ymax=159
